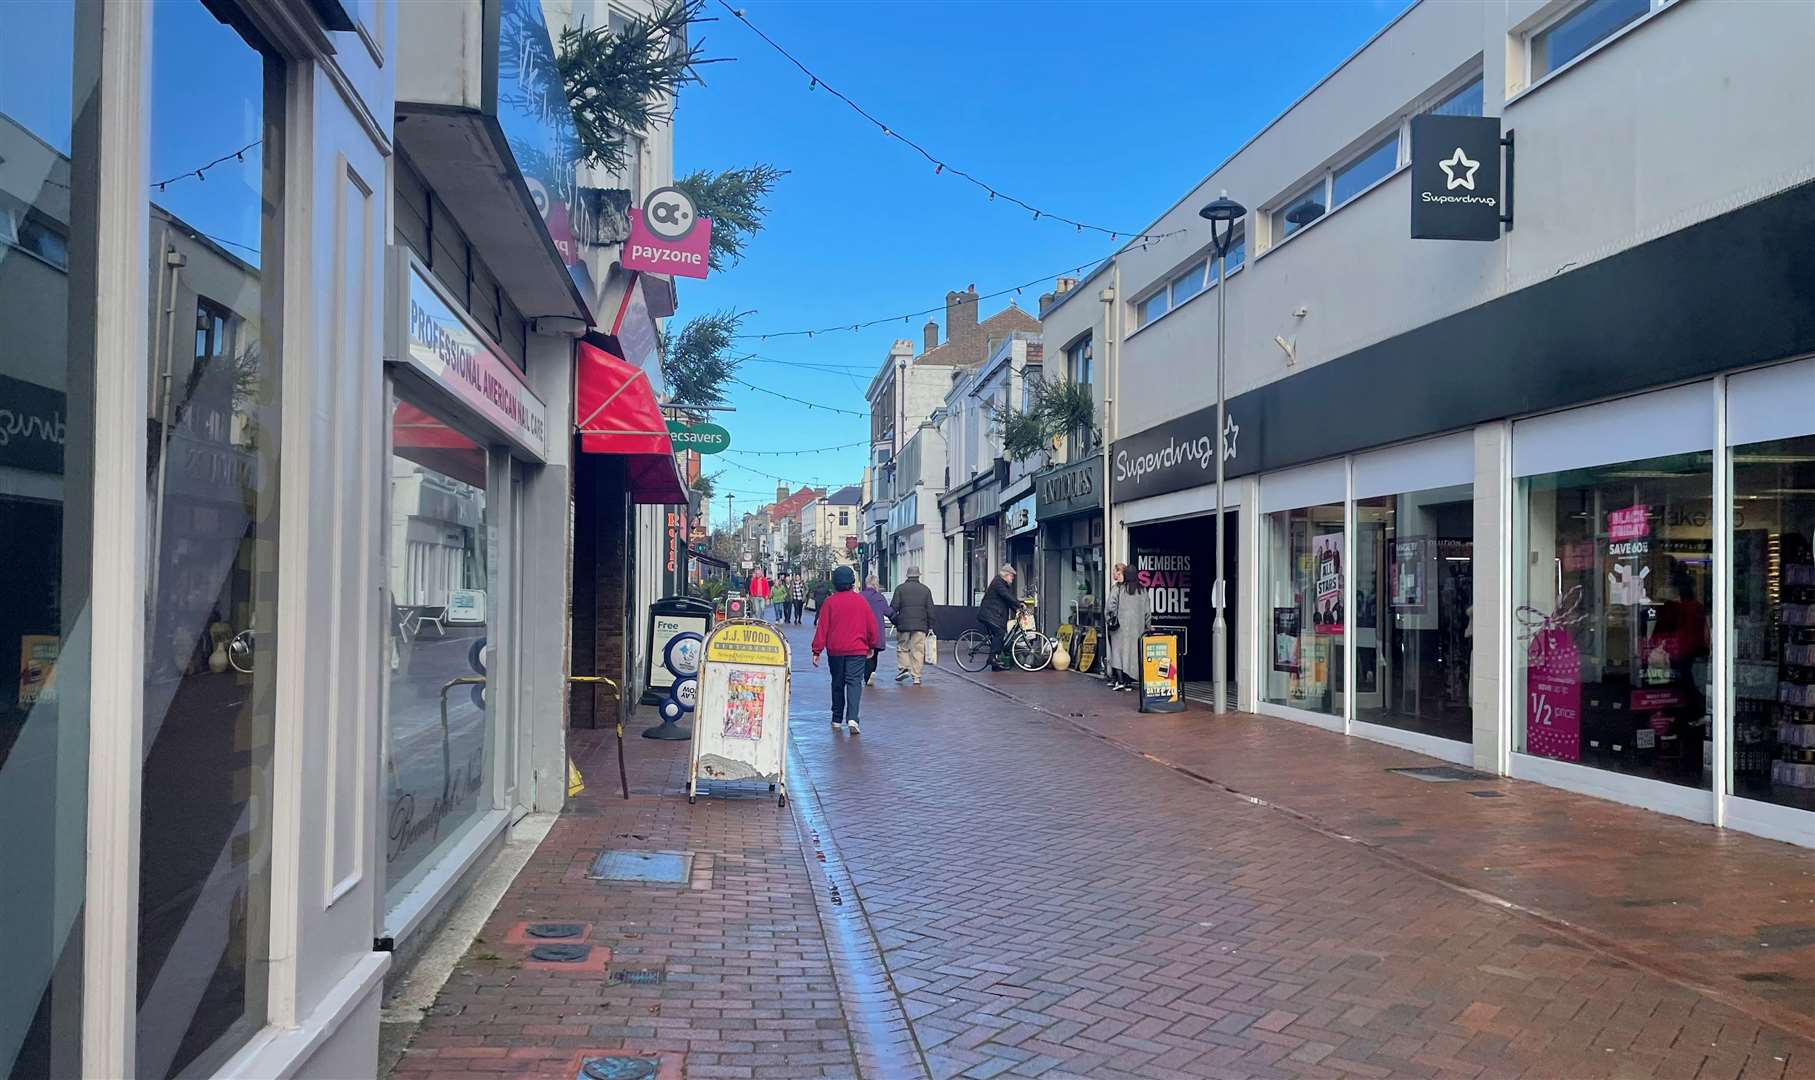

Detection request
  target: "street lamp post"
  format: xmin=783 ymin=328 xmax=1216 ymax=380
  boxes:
xmin=1199 ymin=191 xmax=1245 ymax=716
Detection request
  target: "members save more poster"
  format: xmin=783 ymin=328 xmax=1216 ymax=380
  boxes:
xmin=1312 ymin=533 xmax=1344 ymax=636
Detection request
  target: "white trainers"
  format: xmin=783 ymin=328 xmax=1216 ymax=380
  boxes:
xmin=847 ymin=719 xmax=861 ymax=734
xmin=831 ymin=719 xmax=845 ymax=731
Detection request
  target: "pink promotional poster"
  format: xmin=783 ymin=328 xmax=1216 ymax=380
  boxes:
xmin=1526 ymin=629 xmax=1582 ymax=762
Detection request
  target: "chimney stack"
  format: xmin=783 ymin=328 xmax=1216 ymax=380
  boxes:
xmin=923 ymin=319 xmax=939 ymax=353
xmin=945 ymin=285 xmax=979 ymax=343
xmin=776 ymin=483 xmax=788 ymax=503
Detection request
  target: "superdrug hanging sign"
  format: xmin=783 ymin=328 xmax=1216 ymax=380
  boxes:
xmin=1410 ymin=115 xmax=1508 ymax=242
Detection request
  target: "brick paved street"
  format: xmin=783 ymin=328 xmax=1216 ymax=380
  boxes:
xmin=390 ymin=623 xmax=1815 ymax=1080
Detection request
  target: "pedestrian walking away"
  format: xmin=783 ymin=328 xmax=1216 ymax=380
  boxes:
xmin=888 ymin=565 xmax=935 ymax=685
xmin=810 ymin=565 xmax=880 ymax=732
xmin=809 ymin=576 xmax=832 ymax=623
xmin=976 ymin=564 xmax=1021 ymax=672
xmin=1107 ymin=562 xmax=1152 ymax=691
xmin=859 ymin=573 xmax=890 ymax=685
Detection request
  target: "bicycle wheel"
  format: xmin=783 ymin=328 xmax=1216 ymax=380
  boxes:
xmin=955 ymin=629 xmax=993 ymax=672
xmin=1012 ymin=631 xmax=1052 ymax=672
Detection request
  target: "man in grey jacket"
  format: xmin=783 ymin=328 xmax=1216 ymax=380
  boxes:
xmin=888 ymin=567 xmax=935 ymax=686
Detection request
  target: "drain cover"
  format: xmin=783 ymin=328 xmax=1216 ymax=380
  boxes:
xmin=1739 ymin=972 xmax=1794 ymax=984
xmin=529 ymin=943 xmax=592 ymax=963
xmin=1467 ymin=790 xmax=1507 ymax=798
xmin=1387 ymin=766 xmax=1491 ymax=783
xmin=527 ymin=922 xmax=586 ymax=939
xmin=589 ymin=850 xmax=692 ymax=884
xmin=579 ymin=1056 xmax=660 ymax=1080
xmin=609 ymin=967 xmax=665 ymax=985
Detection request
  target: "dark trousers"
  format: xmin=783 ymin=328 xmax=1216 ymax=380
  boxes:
xmin=979 ymin=617 xmax=1007 ymax=668
xmin=828 ymin=654 xmax=866 ymax=723
xmin=791 ymin=600 xmax=804 ymax=623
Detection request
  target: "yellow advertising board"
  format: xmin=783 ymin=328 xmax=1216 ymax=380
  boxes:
xmin=704 ymin=622 xmax=787 ymax=667
xmin=1139 ymin=632 xmax=1183 ymax=714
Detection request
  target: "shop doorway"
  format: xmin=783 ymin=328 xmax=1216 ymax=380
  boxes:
xmin=1129 ymin=512 xmax=1239 ymax=696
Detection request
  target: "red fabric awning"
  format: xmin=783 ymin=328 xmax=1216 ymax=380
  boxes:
xmin=575 ymin=340 xmax=686 ymax=505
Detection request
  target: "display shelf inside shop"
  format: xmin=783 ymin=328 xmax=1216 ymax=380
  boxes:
xmin=1775 ymin=558 xmax=1815 ymax=796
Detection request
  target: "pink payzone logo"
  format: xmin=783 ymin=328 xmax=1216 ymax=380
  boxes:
xmin=624 ymin=187 xmax=711 ymax=279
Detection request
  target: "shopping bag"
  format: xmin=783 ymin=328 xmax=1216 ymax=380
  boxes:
xmin=924 ymin=634 xmax=937 ymax=665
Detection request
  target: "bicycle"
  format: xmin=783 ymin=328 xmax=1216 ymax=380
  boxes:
xmin=956 ymin=602 xmax=1052 ymax=673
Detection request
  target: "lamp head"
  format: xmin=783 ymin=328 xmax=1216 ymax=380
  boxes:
xmin=1198 ymin=191 xmax=1246 ymax=224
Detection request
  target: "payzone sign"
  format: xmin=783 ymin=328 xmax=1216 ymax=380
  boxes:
xmin=624 ymin=187 xmax=711 ymax=279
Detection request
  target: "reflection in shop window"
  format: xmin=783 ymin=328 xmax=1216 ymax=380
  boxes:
xmin=0 ymin=2 xmax=95 ymax=1075
xmin=1732 ymin=436 xmax=1815 ymax=813
xmin=138 ymin=2 xmax=283 ymax=1075
xmin=386 ymin=402 xmax=492 ymax=907
xmin=1264 ymin=504 xmax=1345 ymax=716
xmin=1515 ymin=452 xmax=1712 ymax=791
xmin=1354 ymin=485 xmax=1474 ymax=743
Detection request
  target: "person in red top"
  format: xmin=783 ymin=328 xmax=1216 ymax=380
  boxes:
xmin=811 ymin=565 xmax=881 ymax=732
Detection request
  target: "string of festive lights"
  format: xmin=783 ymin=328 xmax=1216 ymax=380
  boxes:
xmin=726 ymin=438 xmax=869 ymax=456
xmin=726 ymin=375 xmax=869 ymax=416
xmin=737 ymin=355 xmax=878 ymax=374
xmin=717 ymin=453 xmax=841 ymax=488
xmin=153 ymin=140 xmax=262 ymax=193
xmin=732 ymin=254 xmax=1115 ymax=341
xmin=722 ymin=3 xmax=1186 ymax=246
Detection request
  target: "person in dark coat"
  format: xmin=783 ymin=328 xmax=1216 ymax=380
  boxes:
xmin=859 ymin=574 xmax=891 ymax=685
xmin=976 ymin=564 xmax=1022 ymax=672
xmin=888 ymin=567 xmax=935 ymax=685
xmin=810 ymin=577 xmax=833 ymax=621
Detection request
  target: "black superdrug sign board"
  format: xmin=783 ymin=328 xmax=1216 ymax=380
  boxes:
xmin=1410 ymin=114 xmax=1503 ymax=241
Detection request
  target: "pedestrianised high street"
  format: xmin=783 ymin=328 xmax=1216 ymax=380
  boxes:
xmin=4 ymin=0 xmax=1814 ymax=1077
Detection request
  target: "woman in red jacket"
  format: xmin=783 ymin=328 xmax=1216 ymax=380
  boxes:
xmin=811 ymin=565 xmax=881 ymax=732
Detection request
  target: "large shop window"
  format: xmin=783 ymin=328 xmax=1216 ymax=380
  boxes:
xmin=138 ymin=4 xmax=283 ymax=1076
xmin=386 ymin=401 xmax=493 ymax=906
xmin=1263 ymin=503 xmax=1346 ymax=716
xmin=1354 ymin=484 xmax=1474 ymax=743
xmin=1 ymin=5 xmax=96 ymax=1077
xmin=1516 ymin=453 xmax=1713 ymax=790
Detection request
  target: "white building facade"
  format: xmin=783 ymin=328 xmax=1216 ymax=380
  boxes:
xmin=1061 ymin=0 xmax=1815 ymax=846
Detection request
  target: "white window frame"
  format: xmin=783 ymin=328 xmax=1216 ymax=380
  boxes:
xmin=1513 ymin=0 xmax=1674 ymax=97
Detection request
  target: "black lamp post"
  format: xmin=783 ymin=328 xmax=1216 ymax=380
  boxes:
xmin=1198 ymin=191 xmax=1245 ymax=715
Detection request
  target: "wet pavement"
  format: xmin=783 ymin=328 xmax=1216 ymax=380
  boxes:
xmin=389 ymin=623 xmax=1815 ymax=1080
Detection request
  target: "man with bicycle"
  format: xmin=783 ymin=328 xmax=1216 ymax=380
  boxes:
xmin=976 ymin=564 xmax=1022 ymax=672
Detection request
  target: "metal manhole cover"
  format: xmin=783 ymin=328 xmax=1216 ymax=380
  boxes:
xmin=609 ymin=967 xmax=665 ymax=985
xmin=527 ymin=922 xmax=586 ymax=939
xmin=529 ymin=943 xmax=592 ymax=963
xmin=1467 ymin=790 xmax=1506 ymax=798
xmin=579 ymin=1056 xmax=660 ymax=1080
xmin=1387 ymin=766 xmax=1491 ymax=783
xmin=589 ymin=850 xmax=692 ymax=883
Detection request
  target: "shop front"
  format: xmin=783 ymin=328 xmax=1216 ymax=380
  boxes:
xmin=382 ymin=253 xmax=552 ymax=939
xmin=1036 ymin=454 xmax=1105 ymax=668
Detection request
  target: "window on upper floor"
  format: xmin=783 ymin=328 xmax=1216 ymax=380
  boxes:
xmin=1135 ymin=259 xmax=1210 ymax=329
xmin=1331 ymin=135 xmax=1399 ymax=209
xmin=1272 ymin=183 xmax=1326 ymax=242
xmin=1424 ymin=75 xmax=1484 ymax=118
xmin=1066 ymin=335 xmax=1092 ymax=390
xmin=1529 ymin=0 xmax=1656 ymax=81
xmin=840 ymin=510 xmax=849 ymax=525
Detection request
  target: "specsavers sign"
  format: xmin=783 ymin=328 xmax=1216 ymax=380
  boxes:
xmin=390 ymin=254 xmax=549 ymax=460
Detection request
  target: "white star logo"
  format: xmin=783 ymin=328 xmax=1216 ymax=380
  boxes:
xmin=1439 ymin=147 xmax=1480 ymax=191
xmin=1223 ymin=415 xmax=1240 ymax=461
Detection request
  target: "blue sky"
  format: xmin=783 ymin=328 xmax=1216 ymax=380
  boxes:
xmin=676 ymin=0 xmax=1409 ymax=529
